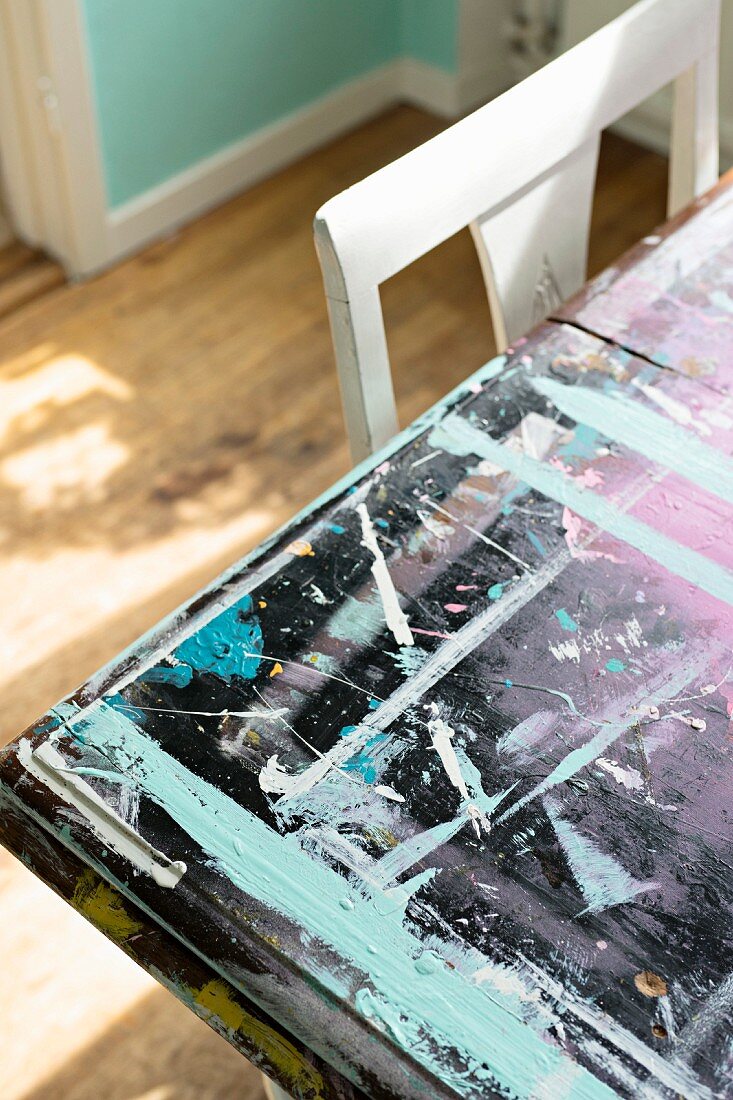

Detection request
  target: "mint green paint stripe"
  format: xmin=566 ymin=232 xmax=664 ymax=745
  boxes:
xmin=291 ymin=353 xmax=508 ymax=519
xmin=73 ymin=701 xmax=615 ymax=1100
xmin=531 ymin=375 xmax=733 ymax=505
xmin=543 ymin=796 xmax=657 ymax=915
xmin=496 ymin=721 xmax=629 ymax=825
xmin=495 ymin=646 xmax=715 ymax=828
xmin=430 ymin=415 xmax=733 ymax=607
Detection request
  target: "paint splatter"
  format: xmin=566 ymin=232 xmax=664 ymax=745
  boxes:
xmin=635 ymin=971 xmax=668 ymax=998
xmin=357 ymin=503 xmax=414 ymax=647
xmin=286 ymin=539 xmax=315 ymax=556
xmin=554 ymin=608 xmax=578 ymax=632
xmin=544 ymin=796 xmax=658 ymax=914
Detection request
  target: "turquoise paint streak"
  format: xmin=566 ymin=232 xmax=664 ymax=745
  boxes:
xmin=543 ymin=796 xmax=656 ymax=915
xmin=430 ymin=414 xmax=733 ymax=606
xmin=527 ymin=530 xmax=547 ymax=557
xmin=140 ymin=665 xmax=193 ymax=688
xmin=71 ymin=701 xmax=615 ymax=1100
xmin=532 ymin=375 xmax=733 ymax=505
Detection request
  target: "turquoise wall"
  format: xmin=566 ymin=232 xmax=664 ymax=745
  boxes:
xmin=400 ymin=0 xmax=458 ymax=71
xmin=82 ymin=0 xmax=459 ymax=209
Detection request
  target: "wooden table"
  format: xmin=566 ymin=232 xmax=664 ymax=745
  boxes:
xmin=2 ymin=176 xmax=733 ymax=1100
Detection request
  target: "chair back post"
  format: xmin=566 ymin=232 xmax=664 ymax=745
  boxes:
xmin=668 ymin=4 xmax=720 ymax=215
xmin=314 ymin=217 xmax=398 ymax=461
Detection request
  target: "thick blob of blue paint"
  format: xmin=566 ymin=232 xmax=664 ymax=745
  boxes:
xmin=140 ymin=664 xmax=193 ymax=688
xmin=174 ymin=595 xmax=263 ymax=682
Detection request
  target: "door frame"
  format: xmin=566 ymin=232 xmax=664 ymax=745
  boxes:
xmin=0 ymin=0 xmax=110 ymax=275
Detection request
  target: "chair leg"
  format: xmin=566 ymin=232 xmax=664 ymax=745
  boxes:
xmin=261 ymin=1071 xmax=292 ymax=1100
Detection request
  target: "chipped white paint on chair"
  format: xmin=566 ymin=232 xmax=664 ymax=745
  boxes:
xmin=314 ymin=0 xmax=720 ymax=463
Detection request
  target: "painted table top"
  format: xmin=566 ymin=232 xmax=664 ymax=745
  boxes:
xmin=3 ymin=182 xmax=733 ymax=1100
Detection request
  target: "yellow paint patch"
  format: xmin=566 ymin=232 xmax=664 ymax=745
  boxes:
xmin=193 ymin=980 xmax=324 ymax=1097
xmin=365 ymin=826 xmax=398 ymax=850
xmin=258 ymin=599 xmax=267 ymax=608
xmin=269 ymin=662 xmax=283 ymax=677
xmin=71 ymin=869 xmax=143 ymax=943
xmin=245 ymin=728 xmax=261 ymax=746
xmin=285 ymin=539 xmax=314 ymax=557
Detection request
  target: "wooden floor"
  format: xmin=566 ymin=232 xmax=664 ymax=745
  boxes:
xmin=0 ymin=242 xmax=64 ymax=320
xmin=0 ymin=107 xmax=667 ymax=1099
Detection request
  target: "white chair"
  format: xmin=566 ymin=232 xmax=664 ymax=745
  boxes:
xmin=314 ymin=0 xmax=720 ymax=463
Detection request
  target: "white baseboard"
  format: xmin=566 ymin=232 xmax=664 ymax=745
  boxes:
xmin=106 ymin=58 xmax=493 ymax=265
xmin=398 ymin=56 xmax=511 ymax=118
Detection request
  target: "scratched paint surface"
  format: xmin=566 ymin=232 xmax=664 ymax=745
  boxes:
xmin=2 ymin=320 xmax=733 ymax=1098
xmin=557 ymin=174 xmax=733 ymax=395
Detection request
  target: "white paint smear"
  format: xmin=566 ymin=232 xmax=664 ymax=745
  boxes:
xmin=632 ymin=378 xmax=710 ymax=433
xmin=357 ymin=503 xmax=414 ymax=647
xmin=427 ymin=707 xmax=469 ymax=801
xmin=597 ymin=758 xmax=645 ymax=791
xmin=19 ymin=739 xmax=186 ymax=888
xmin=416 ymin=508 xmax=452 ymax=539
xmin=259 ymin=752 xmax=334 ymax=798
xmin=472 ymin=959 xmax=541 ymax=1002
xmin=519 ymin=411 xmax=567 ymax=460
xmin=544 ymin=795 xmax=657 ymax=914
xmin=426 ymin=704 xmax=487 ymax=837
xmin=309 ymin=583 xmax=332 ymax=606
xmin=549 ymin=638 xmax=580 ymax=663
xmin=374 ymin=784 xmax=405 ymax=803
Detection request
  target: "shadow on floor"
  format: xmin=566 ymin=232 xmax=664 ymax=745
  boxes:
xmin=20 ymin=984 xmax=266 ymax=1100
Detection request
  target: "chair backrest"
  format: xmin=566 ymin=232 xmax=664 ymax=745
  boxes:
xmin=314 ymin=0 xmax=720 ymax=463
